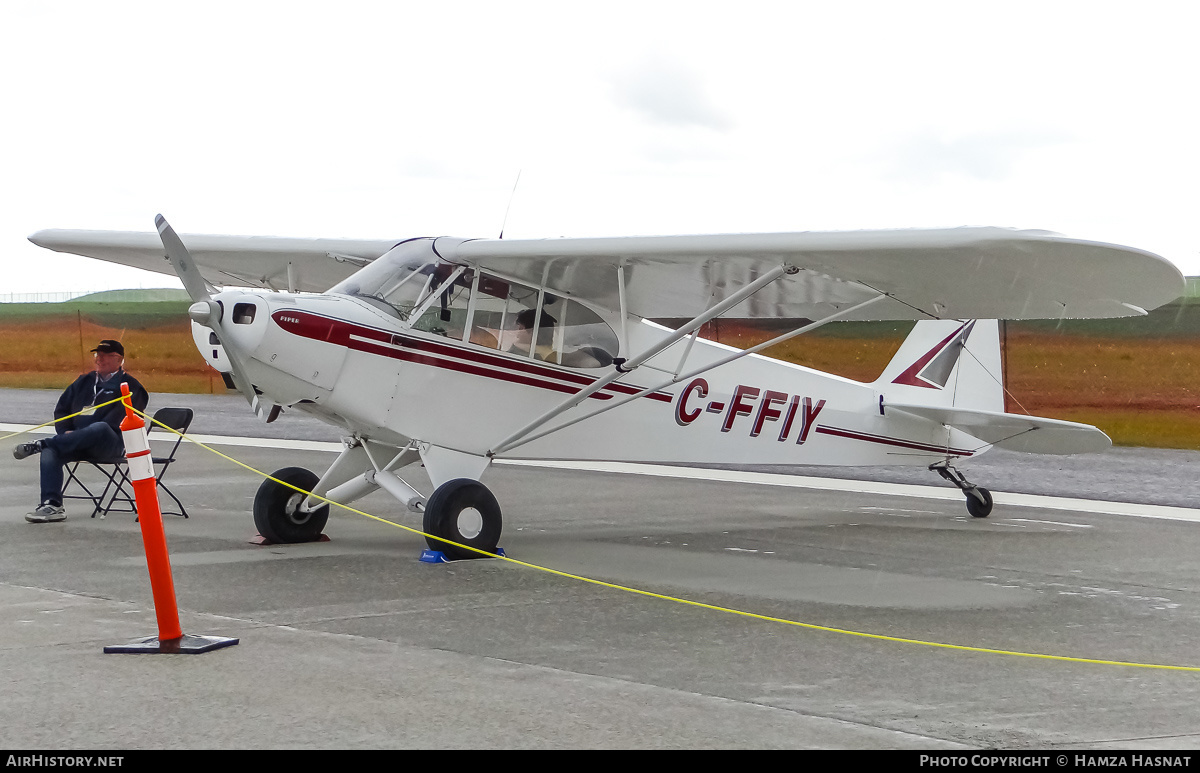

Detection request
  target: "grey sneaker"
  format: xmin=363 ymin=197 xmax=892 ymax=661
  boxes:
xmin=25 ymin=503 xmax=66 ymax=523
xmin=13 ymin=440 xmax=42 ymax=460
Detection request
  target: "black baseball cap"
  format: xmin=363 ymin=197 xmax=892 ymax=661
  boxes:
xmin=91 ymin=339 xmax=125 ymax=357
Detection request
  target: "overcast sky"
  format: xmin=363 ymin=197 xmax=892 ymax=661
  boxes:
xmin=3 ymin=1 xmax=1198 ymax=293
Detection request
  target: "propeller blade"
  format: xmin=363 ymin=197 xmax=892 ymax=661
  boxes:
xmin=155 ymin=214 xmax=211 ymax=303
xmin=155 ymin=215 xmax=268 ymax=416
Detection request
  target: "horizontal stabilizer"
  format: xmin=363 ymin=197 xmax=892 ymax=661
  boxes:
xmin=884 ymin=402 xmax=1111 ymax=455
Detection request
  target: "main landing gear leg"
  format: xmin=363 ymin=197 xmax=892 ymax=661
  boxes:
xmin=930 ymin=462 xmax=993 ymax=518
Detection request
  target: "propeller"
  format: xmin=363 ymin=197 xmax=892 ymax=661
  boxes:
xmin=155 ymin=215 xmax=279 ymax=421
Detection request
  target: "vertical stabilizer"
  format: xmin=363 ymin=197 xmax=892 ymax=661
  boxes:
xmin=874 ymin=319 xmax=1004 ymax=411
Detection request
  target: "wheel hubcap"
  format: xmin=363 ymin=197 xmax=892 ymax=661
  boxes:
xmin=285 ymin=492 xmax=312 ymax=525
xmin=457 ymin=507 xmax=484 ymax=540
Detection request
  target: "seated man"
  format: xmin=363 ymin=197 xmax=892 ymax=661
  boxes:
xmin=505 ymin=308 xmax=559 ymax=363
xmin=12 ymin=339 xmax=149 ymax=523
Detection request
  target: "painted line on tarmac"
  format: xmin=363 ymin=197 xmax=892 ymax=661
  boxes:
xmin=496 ymin=460 xmax=1200 ymax=524
xmin=5 ymin=422 xmax=1198 ymax=523
xmin=0 ymin=423 xmax=342 ymax=453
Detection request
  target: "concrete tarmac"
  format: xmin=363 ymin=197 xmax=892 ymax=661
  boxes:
xmin=2 ymin=389 xmax=1200 ymax=749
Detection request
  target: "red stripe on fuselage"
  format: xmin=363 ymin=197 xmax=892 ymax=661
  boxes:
xmin=814 ymin=425 xmax=975 ymax=456
xmin=394 ymin=332 xmax=668 ymax=401
xmin=347 ymin=336 xmax=612 ymax=399
xmin=271 ymin=309 xmax=673 ymax=404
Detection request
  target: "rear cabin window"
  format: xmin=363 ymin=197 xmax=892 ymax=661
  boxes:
xmin=467 ymin=272 xmax=618 ymax=368
xmin=554 ymin=299 xmax=618 ymax=368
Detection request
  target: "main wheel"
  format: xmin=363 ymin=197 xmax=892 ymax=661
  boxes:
xmin=422 ymin=479 xmax=502 ymax=561
xmin=253 ymin=467 xmax=330 ymax=543
xmin=966 ymin=486 xmax=993 ymax=518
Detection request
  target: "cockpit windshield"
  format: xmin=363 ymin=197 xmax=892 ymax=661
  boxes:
xmin=328 ymin=238 xmax=443 ymax=320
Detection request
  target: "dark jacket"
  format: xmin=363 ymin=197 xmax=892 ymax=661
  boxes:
xmin=54 ymin=369 xmax=149 ymax=435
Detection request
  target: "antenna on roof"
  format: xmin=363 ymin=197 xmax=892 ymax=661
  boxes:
xmin=498 ymin=170 xmax=522 ymax=240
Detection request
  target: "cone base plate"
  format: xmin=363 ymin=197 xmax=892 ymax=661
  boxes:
xmin=104 ymin=633 xmax=240 ymax=654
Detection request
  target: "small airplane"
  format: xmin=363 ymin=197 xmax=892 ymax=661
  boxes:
xmin=30 ymin=221 xmax=1184 ymax=557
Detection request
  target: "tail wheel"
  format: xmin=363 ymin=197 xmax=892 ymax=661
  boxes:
xmin=966 ymin=487 xmax=993 ymax=518
xmin=423 ymin=479 xmax=502 ymax=560
xmin=253 ymin=467 xmax=330 ymax=543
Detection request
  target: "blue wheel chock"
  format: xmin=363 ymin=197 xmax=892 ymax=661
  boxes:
xmin=420 ymin=547 xmax=505 ymax=563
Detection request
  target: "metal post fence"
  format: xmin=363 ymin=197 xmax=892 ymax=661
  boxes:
xmin=0 ymin=291 xmax=93 ymax=303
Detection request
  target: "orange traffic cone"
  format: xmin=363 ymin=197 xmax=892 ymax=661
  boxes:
xmin=104 ymin=383 xmax=239 ymax=654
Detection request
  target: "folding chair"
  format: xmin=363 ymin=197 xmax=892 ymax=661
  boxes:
xmin=61 ymin=408 xmax=194 ymax=519
xmin=61 ymin=454 xmax=125 ymax=518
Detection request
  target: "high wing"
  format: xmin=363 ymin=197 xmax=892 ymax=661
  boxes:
xmin=449 ymin=228 xmax=1184 ymax=321
xmin=30 ymin=226 xmax=1183 ymax=321
xmin=28 ymin=229 xmax=399 ymax=293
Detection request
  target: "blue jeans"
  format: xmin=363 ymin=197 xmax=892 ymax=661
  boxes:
xmin=40 ymin=423 xmax=125 ymax=505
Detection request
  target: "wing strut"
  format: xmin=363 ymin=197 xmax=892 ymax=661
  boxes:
xmin=490 ymin=293 xmax=888 ymax=456
xmin=617 ymin=260 xmax=630 ymax=360
xmin=488 ymin=264 xmax=793 ymax=456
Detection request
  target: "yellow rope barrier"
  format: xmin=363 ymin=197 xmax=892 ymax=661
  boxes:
xmin=0 ymin=395 xmax=128 ymax=442
xmin=8 ymin=401 xmax=1200 ymax=673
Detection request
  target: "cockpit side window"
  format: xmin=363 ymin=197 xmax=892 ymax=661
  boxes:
xmin=468 ymin=275 xmax=540 ymax=355
xmin=466 ymin=270 xmax=618 ymax=368
xmin=409 ymin=266 xmax=474 ymax=339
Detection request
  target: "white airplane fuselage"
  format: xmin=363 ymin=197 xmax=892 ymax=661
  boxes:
xmin=195 ymin=288 xmax=986 ymax=468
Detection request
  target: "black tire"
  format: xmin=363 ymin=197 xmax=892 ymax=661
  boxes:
xmin=966 ymin=486 xmax=993 ymax=518
xmin=422 ymin=478 xmax=502 ymax=560
xmin=253 ymin=467 xmax=329 ymax=543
